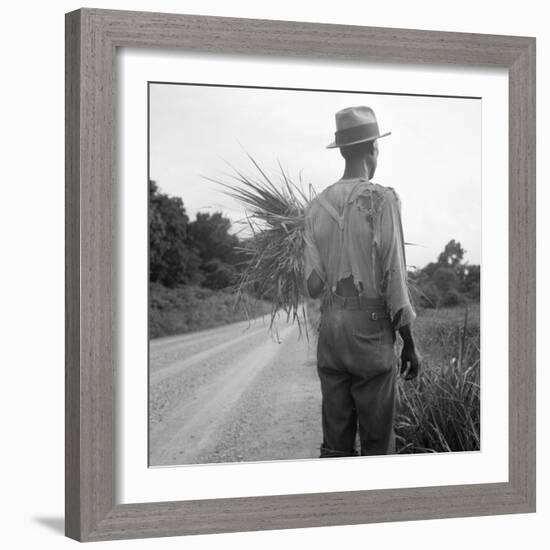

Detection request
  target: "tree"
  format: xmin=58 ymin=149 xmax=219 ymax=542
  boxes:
xmin=410 ymin=239 xmax=478 ymax=309
xmin=437 ymin=239 xmax=465 ymax=268
xmin=149 ymin=181 xmax=202 ymax=287
xmin=187 ymin=212 xmax=240 ymax=289
xmin=188 ymin=212 xmax=239 ymax=263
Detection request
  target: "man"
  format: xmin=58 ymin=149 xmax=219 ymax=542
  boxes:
xmin=302 ymin=105 xmax=420 ymax=458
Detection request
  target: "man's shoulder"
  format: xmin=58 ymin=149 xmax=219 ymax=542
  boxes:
xmin=304 ymin=183 xmax=336 ymax=213
xmin=365 ymin=183 xmax=401 ymax=211
xmin=304 ymin=182 xmax=400 ymax=216
xmin=348 ymin=182 xmax=401 ymax=209
xmin=369 ymin=182 xmax=400 ymax=200
xmin=304 ymin=195 xmax=320 ymax=216
xmin=304 ymin=184 xmax=340 ymax=218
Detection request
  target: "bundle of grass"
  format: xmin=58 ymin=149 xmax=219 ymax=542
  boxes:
xmin=205 ymin=154 xmax=314 ymax=338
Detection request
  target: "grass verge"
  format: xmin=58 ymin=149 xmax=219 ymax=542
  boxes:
xmin=395 ymin=304 xmax=480 ymax=453
xmin=149 ymin=283 xmax=272 ymax=339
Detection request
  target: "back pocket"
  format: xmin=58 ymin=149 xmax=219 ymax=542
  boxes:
xmin=351 ymin=311 xmax=385 ymax=344
xmin=351 ymin=312 xmax=395 ymax=377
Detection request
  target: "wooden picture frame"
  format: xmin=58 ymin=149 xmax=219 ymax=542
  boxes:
xmin=65 ymin=8 xmax=536 ymax=542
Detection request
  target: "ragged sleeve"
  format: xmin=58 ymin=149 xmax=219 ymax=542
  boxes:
xmin=377 ymin=189 xmax=416 ymax=329
xmin=300 ymin=202 xmax=325 ymax=298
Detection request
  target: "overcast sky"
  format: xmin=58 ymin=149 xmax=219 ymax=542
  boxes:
xmin=149 ymin=83 xmax=481 ymax=268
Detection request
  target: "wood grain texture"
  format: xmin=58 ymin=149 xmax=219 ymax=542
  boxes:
xmin=65 ymin=8 xmax=536 ymax=542
xmin=65 ymin=9 xmax=81 ymax=541
xmin=507 ymin=40 xmax=536 ymax=509
xmin=87 ymin=8 xmax=532 ymax=67
xmin=66 ymin=8 xmax=117 ymax=540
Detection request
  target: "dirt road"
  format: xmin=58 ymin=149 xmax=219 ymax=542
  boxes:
xmin=149 ymin=318 xmax=322 ymax=466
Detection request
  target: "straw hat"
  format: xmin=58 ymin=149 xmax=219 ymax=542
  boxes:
xmin=326 ymin=106 xmax=391 ymax=149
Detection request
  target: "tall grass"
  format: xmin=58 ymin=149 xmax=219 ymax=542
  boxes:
xmin=395 ymin=305 xmax=480 ymax=453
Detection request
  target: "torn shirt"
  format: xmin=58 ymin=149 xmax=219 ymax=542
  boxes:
xmin=302 ymin=177 xmax=416 ymax=329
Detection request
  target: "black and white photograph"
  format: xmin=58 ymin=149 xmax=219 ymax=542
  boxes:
xmin=2 ymin=0 xmax=543 ymax=546
xmin=148 ymin=82 xmax=481 ymax=467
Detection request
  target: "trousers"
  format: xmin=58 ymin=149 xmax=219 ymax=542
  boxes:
xmin=316 ymin=295 xmax=397 ymax=457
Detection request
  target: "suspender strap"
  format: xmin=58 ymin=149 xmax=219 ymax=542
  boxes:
xmin=317 ymin=194 xmax=344 ymax=230
xmin=316 ymin=181 xmax=365 ymax=291
xmin=316 ymin=180 xmax=365 ymax=230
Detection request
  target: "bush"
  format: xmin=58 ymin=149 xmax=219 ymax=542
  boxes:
xmin=407 ymin=240 xmax=479 ymax=310
xmin=433 ymin=266 xmax=458 ymax=292
xmin=149 ymin=283 xmax=272 ymax=338
xmin=440 ymin=288 xmax=465 ymax=307
xmin=409 ymin=277 xmax=440 ymax=309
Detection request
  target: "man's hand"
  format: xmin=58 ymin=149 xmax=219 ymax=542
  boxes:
xmin=400 ymin=344 xmax=421 ymax=380
xmin=306 ymin=270 xmax=325 ymax=299
xmin=396 ymin=320 xmax=421 ymax=380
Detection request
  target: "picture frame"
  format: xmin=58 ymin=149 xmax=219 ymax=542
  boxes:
xmin=65 ymin=8 xmax=536 ymax=542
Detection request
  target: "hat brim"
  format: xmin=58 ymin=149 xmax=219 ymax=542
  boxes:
xmin=326 ymin=131 xmax=391 ymax=149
